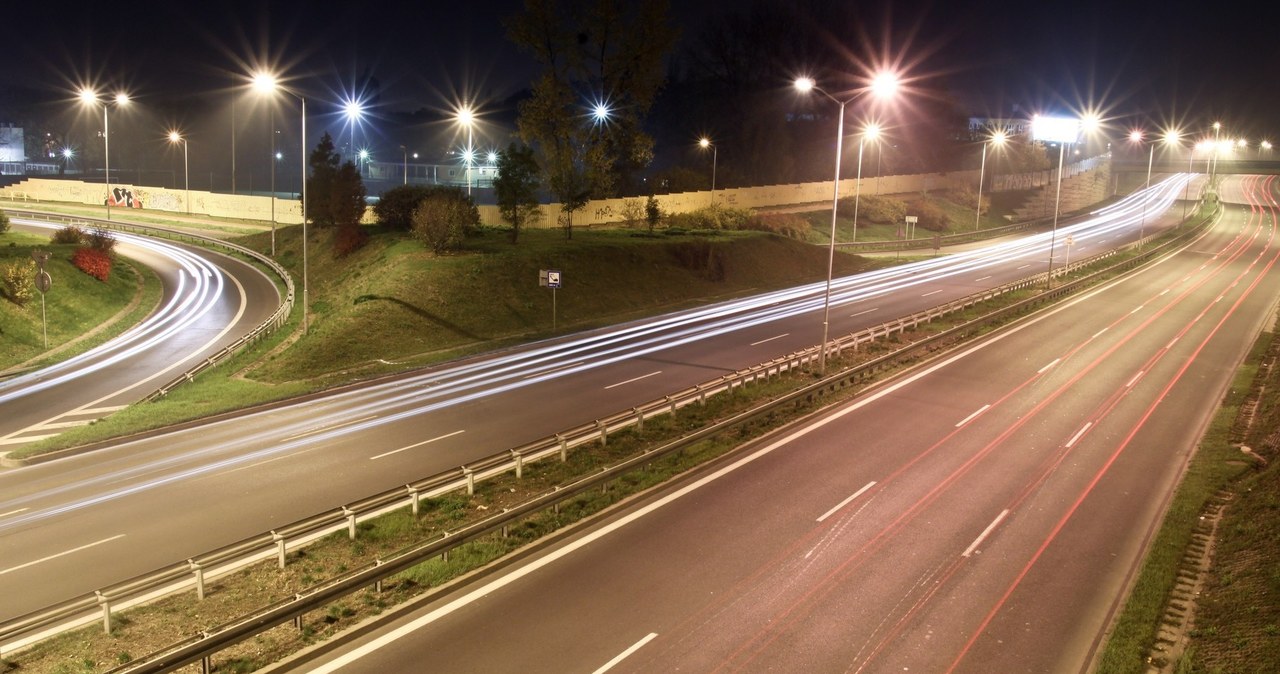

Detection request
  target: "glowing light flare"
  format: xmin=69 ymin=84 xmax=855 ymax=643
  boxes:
xmin=1031 ymin=116 xmax=1081 ymax=144
xmin=869 ymin=72 xmax=899 ymax=99
xmin=699 ymin=137 xmax=712 ymax=149
xmin=455 ymin=105 xmax=475 ymax=128
xmin=990 ymin=130 xmax=1008 ymax=146
xmin=486 ymin=151 xmax=498 ymax=164
xmin=167 ymin=131 xmax=183 ymax=144
xmin=794 ymin=77 xmax=815 ymax=93
xmin=1128 ymin=130 xmax=1144 ymax=143
xmin=251 ymin=72 xmax=278 ymax=94
xmin=61 ymin=148 xmax=74 ymax=159
xmin=864 ymin=124 xmax=882 ymax=140
xmin=344 ymin=100 xmax=365 ymax=121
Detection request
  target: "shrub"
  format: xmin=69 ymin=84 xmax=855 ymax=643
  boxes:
xmin=1 ymin=259 xmax=35 ymax=306
xmin=86 ymin=227 xmax=117 ymax=255
xmin=51 ymin=225 xmax=85 ymax=244
xmin=912 ymin=199 xmax=952 ymax=232
xmin=838 ymin=194 xmax=907 ymax=224
xmin=0 ymin=210 xmax=10 ymax=234
xmin=374 ymin=185 xmax=457 ymax=231
xmin=744 ymin=213 xmax=812 ymax=240
xmin=619 ymin=199 xmax=644 ymax=229
xmin=665 ymin=205 xmax=754 ymax=231
xmin=333 ymin=223 xmax=369 ymax=258
xmin=72 ymin=247 xmax=112 ymax=281
xmin=412 ymin=190 xmax=479 ymax=253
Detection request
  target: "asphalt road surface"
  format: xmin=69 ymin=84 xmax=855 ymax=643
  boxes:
xmin=292 ymin=174 xmax=1280 ymax=673
xmin=0 ymin=176 xmax=1206 ymax=631
xmin=0 ymin=218 xmax=281 ymax=450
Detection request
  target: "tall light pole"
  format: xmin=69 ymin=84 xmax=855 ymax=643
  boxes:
xmin=79 ymin=89 xmax=130 ymax=221
xmin=794 ymin=71 xmax=899 ymax=375
xmin=167 ymin=131 xmax=189 ymax=215
xmin=253 ymin=72 xmax=310 ymax=334
xmin=344 ymin=99 xmax=364 ymax=163
xmin=401 ymin=145 xmax=409 ymax=185
xmin=1184 ymin=141 xmax=1200 ymax=220
xmin=1032 ymin=115 xmax=1084 ymax=285
xmin=358 ymin=149 xmax=370 ymax=178
xmin=698 ymin=137 xmax=717 ymax=205
xmin=850 ymin=124 xmax=881 ymax=243
xmin=456 ymin=105 xmax=475 ymax=197
xmin=269 ymin=106 xmax=276 ymax=256
xmin=974 ymin=130 xmax=1007 ymax=231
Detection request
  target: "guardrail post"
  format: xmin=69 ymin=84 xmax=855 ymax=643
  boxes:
xmin=95 ymin=591 xmax=111 ymax=634
xmin=202 ymin=655 xmax=212 ymax=673
xmin=596 ymin=420 xmax=607 ymax=446
xmin=344 ymin=507 xmax=357 ymax=540
xmin=697 ymin=384 xmax=706 ymax=405
xmin=272 ymin=531 xmax=287 ymax=568
xmin=374 ymin=559 xmax=384 ymax=593
xmin=557 ymin=434 xmax=568 ymax=462
xmin=513 ymin=450 xmax=524 ymax=479
xmin=667 ymin=395 xmax=677 ymax=415
xmin=408 ymin=485 xmax=421 ymax=516
xmin=189 ymin=559 xmax=205 ymax=601
xmin=464 ymin=467 xmax=475 ymax=495
xmin=633 ymin=407 xmax=644 ymax=432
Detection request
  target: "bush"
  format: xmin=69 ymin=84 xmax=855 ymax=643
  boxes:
xmin=744 ymin=213 xmax=812 ymax=240
xmin=412 ymin=189 xmax=479 ymax=253
xmin=51 ymin=225 xmax=85 ymax=244
xmin=333 ymin=223 xmax=369 ymax=258
xmin=1 ymin=259 xmax=35 ymax=306
xmin=374 ymin=185 xmax=458 ymax=231
xmin=86 ymin=227 xmax=117 ymax=255
xmin=72 ymin=247 xmax=112 ymax=282
xmin=838 ymin=194 xmax=907 ymax=224
xmin=912 ymin=199 xmax=952 ymax=233
xmin=665 ymin=205 xmax=754 ymax=231
xmin=0 ymin=210 xmax=10 ymax=234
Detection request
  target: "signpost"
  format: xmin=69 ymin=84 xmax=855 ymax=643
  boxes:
xmin=31 ymin=250 xmax=51 ymax=349
xmin=1064 ymin=234 xmax=1075 ymax=272
xmin=904 ymin=215 xmax=918 ymax=241
xmin=539 ymin=269 xmax=561 ymax=330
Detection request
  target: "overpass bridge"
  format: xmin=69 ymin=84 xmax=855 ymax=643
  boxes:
xmin=1112 ymin=157 xmax=1280 ymax=176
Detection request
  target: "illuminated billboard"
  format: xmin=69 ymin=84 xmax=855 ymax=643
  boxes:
xmin=1031 ymin=116 xmax=1081 ymax=144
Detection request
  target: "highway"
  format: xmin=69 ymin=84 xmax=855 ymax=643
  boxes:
xmin=0 ymin=175 xmax=1199 ymax=625
xmin=0 ymin=218 xmax=281 ymax=450
xmin=296 ymin=174 xmax=1279 ymax=673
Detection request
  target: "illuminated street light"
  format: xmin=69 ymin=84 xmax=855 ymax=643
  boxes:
xmin=343 ymin=99 xmax=364 ymax=162
xmin=1031 ymin=114 xmax=1083 ymax=284
xmin=486 ymin=151 xmax=498 ymax=165
xmin=252 ymin=71 xmax=310 ymax=334
xmin=974 ymin=129 xmax=1007 ymax=231
xmin=78 ymin=88 xmax=130 ymax=221
xmin=401 ymin=145 xmax=411 ymax=185
xmin=358 ymin=148 xmax=370 ymax=178
xmin=167 ymin=131 xmax=190 ymax=215
xmin=1128 ymin=128 xmax=1175 ymax=248
xmin=592 ymin=102 xmax=611 ymax=124
xmin=456 ymin=105 xmax=476 ymax=196
xmin=698 ymin=137 xmax=717 ymax=205
xmin=793 ymin=71 xmax=900 ymax=374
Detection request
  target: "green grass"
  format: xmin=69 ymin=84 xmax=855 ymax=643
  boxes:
xmin=0 ymin=232 xmax=160 ymax=372
xmin=0 ymin=200 xmax=269 ymax=238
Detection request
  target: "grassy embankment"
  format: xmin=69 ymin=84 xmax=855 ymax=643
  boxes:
xmin=0 ymin=230 xmax=160 ymax=373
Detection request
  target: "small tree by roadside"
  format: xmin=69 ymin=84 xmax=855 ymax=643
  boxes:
xmin=0 ymin=210 xmax=10 ymax=235
xmin=411 ymin=189 xmax=479 ymax=253
xmin=645 ymin=195 xmax=662 ymax=233
xmin=1 ymin=259 xmax=35 ymax=306
xmin=492 ymin=143 xmax=542 ymax=243
xmin=373 ymin=185 xmax=438 ymax=231
xmin=620 ymin=199 xmax=644 ymax=229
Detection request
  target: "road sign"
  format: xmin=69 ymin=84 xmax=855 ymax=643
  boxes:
xmin=31 ymin=250 xmax=50 ymax=270
xmin=36 ymin=271 xmax=52 ymax=294
xmin=1065 ymin=235 xmax=1075 ymax=247
xmin=546 ymin=270 xmax=561 ymax=289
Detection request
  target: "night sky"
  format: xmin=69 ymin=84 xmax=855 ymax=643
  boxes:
xmin=2 ymin=0 xmax=1277 ymax=176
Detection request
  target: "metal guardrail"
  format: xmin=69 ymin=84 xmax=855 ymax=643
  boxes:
xmin=0 ymin=208 xmax=1216 ymax=667
xmin=1 ymin=208 xmax=296 ymax=400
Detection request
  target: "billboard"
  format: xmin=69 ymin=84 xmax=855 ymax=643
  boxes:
xmin=1031 ymin=116 xmax=1081 ymax=144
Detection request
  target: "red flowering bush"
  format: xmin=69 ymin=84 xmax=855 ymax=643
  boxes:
xmin=72 ymin=247 xmax=113 ymax=282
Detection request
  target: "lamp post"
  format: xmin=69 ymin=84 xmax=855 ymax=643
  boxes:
xmin=794 ymin=72 xmax=899 ymax=374
xmin=269 ymin=106 xmax=276 ymax=256
xmin=167 ymin=131 xmax=189 ymax=215
xmin=1184 ymin=142 xmax=1199 ymax=220
xmin=79 ymin=89 xmax=130 ymax=221
xmin=698 ymin=137 xmax=717 ymax=205
xmin=850 ymin=124 xmax=881 ymax=243
xmin=1032 ymin=115 xmax=1084 ymax=285
xmin=344 ymin=100 xmax=363 ymax=163
xmin=401 ymin=145 xmax=409 ymax=185
xmin=974 ymin=130 xmax=1007 ymax=231
xmin=358 ymin=149 xmax=370 ymax=178
xmin=456 ymin=105 xmax=475 ymax=196
xmin=253 ymin=72 xmax=309 ymax=334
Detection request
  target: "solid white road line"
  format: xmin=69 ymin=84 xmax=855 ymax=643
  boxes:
xmin=816 ymin=482 xmax=877 ymax=522
xmin=750 ymin=333 xmax=790 ymax=347
xmin=593 ymin=633 xmax=659 ymax=674
xmin=0 ymin=535 xmax=126 ymax=576
xmin=64 ymin=405 xmax=127 ymax=416
xmin=1126 ymin=371 xmax=1145 ymax=388
xmin=974 ymin=276 xmax=992 ymax=282
xmin=962 ymin=510 xmax=1009 ymax=558
xmin=1037 ymin=358 xmax=1060 ymax=375
xmin=0 ymin=508 xmax=29 ymax=519
xmin=605 ymin=371 xmax=662 ymax=390
xmin=1066 ymin=422 xmax=1093 ymax=448
xmin=955 ymin=405 xmax=991 ymax=428
xmin=0 ymin=434 xmax=59 ymax=446
xmin=284 ymin=415 xmax=379 ymax=441
xmin=851 ymin=308 xmax=879 ymax=317
xmin=370 ymin=430 xmax=467 ymax=461
xmin=922 ymin=289 xmax=944 ymax=297
xmin=1092 ymin=328 xmax=1108 ymax=339
xmin=1016 ymin=264 xmax=1031 ymax=270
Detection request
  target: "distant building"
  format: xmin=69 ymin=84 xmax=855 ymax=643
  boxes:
xmin=967 ymin=104 xmax=1031 ymax=140
xmin=0 ymin=123 xmax=24 ymax=166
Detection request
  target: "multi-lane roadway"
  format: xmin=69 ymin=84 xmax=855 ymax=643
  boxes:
xmin=296 ymin=175 xmax=1278 ymax=672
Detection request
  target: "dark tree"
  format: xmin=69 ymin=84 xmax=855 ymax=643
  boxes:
xmin=306 ymin=133 xmax=341 ymax=226
xmin=412 ymin=189 xmax=480 ymax=253
xmin=493 ymin=143 xmax=543 ymax=243
xmin=329 ymin=161 xmax=368 ymax=227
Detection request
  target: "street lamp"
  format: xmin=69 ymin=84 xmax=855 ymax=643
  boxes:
xmin=456 ymin=105 xmax=476 ymax=196
xmin=167 ymin=131 xmax=190 ymax=215
xmin=401 ymin=145 xmax=410 ymax=185
xmin=698 ymin=137 xmax=717 ymax=205
xmin=974 ymin=129 xmax=1007 ymax=231
xmin=1031 ymin=115 xmax=1083 ymax=284
xmin=794 ymin=71 xmax=899 ymax=374
xmin=358 ymin=149 xmax=370 ymax=178
xmin=253 ymin=71 xmax=310 ymax=334
xmin=79 ymin=89 xmax=130 ymax=221
xmin=344 ymin=99 xmax=364 ymax=162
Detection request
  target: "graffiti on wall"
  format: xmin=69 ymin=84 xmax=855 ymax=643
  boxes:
xmin=106 ymin=187 xmax=143 ymax=208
